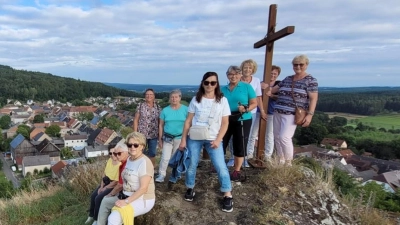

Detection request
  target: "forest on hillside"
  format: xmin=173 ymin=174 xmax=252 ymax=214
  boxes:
xmin=0 ymin=65 xmax=138 ymax=105
xmin=316 ymin=90 xmax=400 ymax=115
xmin=1 ymin=65 xmax=400 ymax=116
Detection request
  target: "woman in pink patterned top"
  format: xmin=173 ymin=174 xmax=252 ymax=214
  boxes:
xmin=133 ymin=88 xmax=162 ymax=167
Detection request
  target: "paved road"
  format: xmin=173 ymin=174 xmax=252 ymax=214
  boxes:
xmin=0 ymin=154 xmax=20 ymax=188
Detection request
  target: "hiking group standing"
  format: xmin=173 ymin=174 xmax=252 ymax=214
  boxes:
xmin=85 ymin=54 xmax=318 ymax=223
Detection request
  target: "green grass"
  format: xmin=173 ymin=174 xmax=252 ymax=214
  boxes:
xmin=356 ymin=114 xmax=400 ymax=130
xmin=348 ymin=114 xmax=400 ymax=130
xmin=0 ymin=187 xmax=87 ymax=225
xmin=328 ymin=112 xmax=400 ymax=130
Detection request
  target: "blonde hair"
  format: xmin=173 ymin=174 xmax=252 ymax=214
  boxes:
xmin=125 ymin=132 xmax=147 ymax=147
xmin=292 ymin=54 xmax=309 ymax=65
xmin=240 ymin=59 xmax=258 ymax=75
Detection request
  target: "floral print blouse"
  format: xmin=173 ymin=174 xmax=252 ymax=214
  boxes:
xmin=136 ymin=102 xmax=161 ymax=139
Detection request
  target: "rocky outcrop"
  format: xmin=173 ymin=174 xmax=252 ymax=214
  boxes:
xmin=136 ymin=161 xmax=356 ymax=225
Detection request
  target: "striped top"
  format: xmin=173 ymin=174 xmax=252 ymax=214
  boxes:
xmin=274 ymin=75 xmax=318 ymax=115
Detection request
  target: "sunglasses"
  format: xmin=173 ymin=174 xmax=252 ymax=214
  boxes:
xmin=112 ymin=152 xmax=123 ymax=156
xmin=293 ymin=63 xmax=305 ymax=67
xmin=203 ymin=81 xmax=217 ymax=86
xmin=109 ymin=152 xmax=113 ymax=156
xmin=127 ymin=143 xmax=140 ymax=148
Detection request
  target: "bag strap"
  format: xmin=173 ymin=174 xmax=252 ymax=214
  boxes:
xmin=291 ymin=76 xmax=298 ymax=107
xmin=207 ymin=101 xmax=217 ymax=127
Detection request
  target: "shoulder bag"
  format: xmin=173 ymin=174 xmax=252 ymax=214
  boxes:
xmin=291 ymin=77 xmax=307 ymax=125
xmin=189 ymin=101 xmax=217 ymax=140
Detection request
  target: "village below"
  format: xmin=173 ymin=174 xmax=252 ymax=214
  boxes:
xmin=0 ymin=65 xmax=399 ymax=224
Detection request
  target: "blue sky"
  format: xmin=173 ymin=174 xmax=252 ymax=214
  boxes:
xmin=0 ymin=0 xmax=399 ymax=87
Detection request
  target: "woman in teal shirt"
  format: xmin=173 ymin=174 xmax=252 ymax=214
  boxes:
xmin=221 ymin=65 xmax=257 ymax=182
xmin=155 ymin=89 xmax=188 ymax=183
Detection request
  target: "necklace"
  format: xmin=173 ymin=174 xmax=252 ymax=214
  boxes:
xmin=130 ymin=154 xmax=143 ymax=161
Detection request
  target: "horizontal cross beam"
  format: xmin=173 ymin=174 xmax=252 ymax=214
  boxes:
xmin=254 ymin=26 xmax=295 ymax=49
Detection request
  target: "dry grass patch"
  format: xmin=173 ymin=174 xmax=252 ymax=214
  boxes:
xmin=64 ymin=158 xmax=106 ymax=197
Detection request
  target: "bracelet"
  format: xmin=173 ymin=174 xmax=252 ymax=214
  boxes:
xmin=307 ymin=111 xmax=314 ymax=116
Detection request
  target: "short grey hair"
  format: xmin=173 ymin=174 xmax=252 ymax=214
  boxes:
xmin=226 ymin=65 xmax=242 ymax=76
xmin=115 ymin=141 xmax=128 ymax=152
xmin=170 ymin=89 xmax=182 ymax=97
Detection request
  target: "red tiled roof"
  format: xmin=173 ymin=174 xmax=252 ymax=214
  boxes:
xmin=30 ymin=128 xmax=46 ymax=140
xmin=51 ymin=160 xmax=68 ymax=176
xmin=338 ymin=149 xmax=355 ymax=157
xmin=95 ymin=128 xmax=115 ymax=145
xmin=321 ymin=138 xmax=345 ymax=146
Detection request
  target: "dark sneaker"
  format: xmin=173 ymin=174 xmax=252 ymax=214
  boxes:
xmin=230 ymin=170 xmax=241 ymax=182
xmin=184 ymin=188 xmax=195 ymax=202
xmin=222 ymin=196 xmax=233 ymax=212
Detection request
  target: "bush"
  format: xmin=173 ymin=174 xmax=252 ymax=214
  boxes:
xmin=34 ymin=169 xmax=38 ymax=175
xmin=333 ymin=168 xmax=361 ymax=197
xmin=43 ymin=167 xmax=50 ymax=174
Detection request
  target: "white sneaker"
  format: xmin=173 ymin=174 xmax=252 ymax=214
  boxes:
xmin=247 ymin=154 xmax=254 ymax=159
xmin=243 ymin=160 xmax=250 ymax=168
xmin=85 ymin=217 xmax=93 ymax=224
xmin=155 ymin=175 xmax=165 ymax=183
xmin=226 ymin=159 xmax=234 ymax=167
xmin=91 ymin=221 xmax=97 ymax=225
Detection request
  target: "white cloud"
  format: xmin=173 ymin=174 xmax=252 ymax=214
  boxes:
xmin=0 ymin=0 xmax=399 ymax=86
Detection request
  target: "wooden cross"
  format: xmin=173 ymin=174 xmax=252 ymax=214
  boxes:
xmin=251 ymin=4 xmax=295 ymax=167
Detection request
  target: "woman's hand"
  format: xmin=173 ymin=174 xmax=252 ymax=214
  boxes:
xmin=260 ymin=82 xmax=269 ymax=90
xmin=98 ymin=187 xmax=103 ymax=194
xmin=114 ymin=200 xmax=128 ymax=208
xmin=210 ymin=139 xmax=221 ymax=149
xmin=178 ymin=139 xmax=186 ymax=151
xmin=301 ymin=114 xmax=313 ymax=127
xmin=158 ymin=138 xmax=163 ymax=149
xmin=260 ymin=111 xmax=267 ymax=120
xmin=238 ymin=105 xmax=246 ymax=113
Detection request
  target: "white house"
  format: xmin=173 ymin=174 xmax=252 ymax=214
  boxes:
xmin=64 ymin=135 xmax=88 ymax=149
xmin=22 ymin=155 xmax=51 ymax=177
xmin=84 ymin=145 xmax=109 ymax=158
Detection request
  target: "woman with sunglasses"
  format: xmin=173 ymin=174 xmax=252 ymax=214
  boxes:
xmin=85 ymin=146 xmax=120 ymax=224
xmin=155 ymin=89 xmax=188 ymax=183
xmin=107 ymin=132 xmax=155 ymax=224
xmin=221 ymin=65 xmax=257 ymax=182
xmin=268 ymin=55 xmax=318 ymax=166
xmin=179 ymin=72 xmax=233 ymax=213
xmin=133 ymin=88 xmax=161 ymax=168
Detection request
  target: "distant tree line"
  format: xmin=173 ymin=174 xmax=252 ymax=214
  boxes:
xmin=317 ymin=90 xmax=400 ymax=115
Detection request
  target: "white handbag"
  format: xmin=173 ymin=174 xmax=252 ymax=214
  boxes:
xmin=189 ymin=101 xmax=217 ymax=140
xmin=189 ymin=125 xmax=210 ymax=140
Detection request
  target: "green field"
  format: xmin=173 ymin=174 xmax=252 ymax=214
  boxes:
xmin=327 ymin=113 xmax=400 ymax=130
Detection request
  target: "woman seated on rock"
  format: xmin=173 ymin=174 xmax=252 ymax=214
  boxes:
xmin=107 ymin=132 xmax=155 ymax=225
xmin=86 ymin=145 xmax=120 ymax=224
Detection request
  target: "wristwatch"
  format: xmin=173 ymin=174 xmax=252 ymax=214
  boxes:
xmin=124 ymin=199 xmax=129 ymax=204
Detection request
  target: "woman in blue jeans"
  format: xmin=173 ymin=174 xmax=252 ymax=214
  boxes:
xmin=133 ymin=88 xmax=162 ymax=167
xmin=179 ymin=71 xmax=233 ymax=213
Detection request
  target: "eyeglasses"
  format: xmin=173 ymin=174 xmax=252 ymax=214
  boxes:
xmin=227 ymin=73 xmax=239 ymax=77
xmin=293 ymin=63 xmax=305 ymax=67
xmin=112 ymin=152 xmax=123 ymax=156
xmin=127 ymin=143 xmax=140 ymax=148
xmin=203 ymin=81 xmax=217 ymax=86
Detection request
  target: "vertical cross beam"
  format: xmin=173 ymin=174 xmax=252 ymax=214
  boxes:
xmin=251 ymin=4 xmax=295 ymax=167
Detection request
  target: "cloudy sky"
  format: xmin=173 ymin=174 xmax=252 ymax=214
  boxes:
xmin=1 ymin=0 xmax=399 ymax=87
